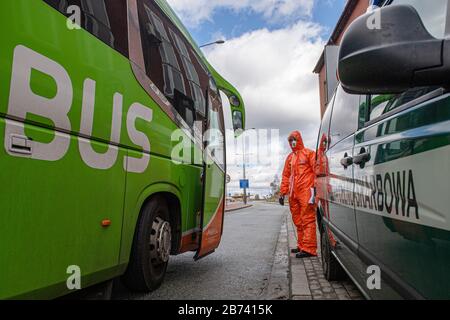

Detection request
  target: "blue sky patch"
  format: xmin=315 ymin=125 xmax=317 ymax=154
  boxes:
xmin=186 ymin=0 xmax=347 ymax=46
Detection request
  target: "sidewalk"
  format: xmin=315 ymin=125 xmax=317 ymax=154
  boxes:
xmin=286 ymin=215 xmax=364 ymax=300
xmin=225 ymin=202 xmax=253 ymax=212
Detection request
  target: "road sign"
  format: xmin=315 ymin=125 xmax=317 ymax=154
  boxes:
xmin=240 ymin=179 xmax=249 ymax=189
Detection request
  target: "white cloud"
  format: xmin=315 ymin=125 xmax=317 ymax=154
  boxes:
xmin=207 ymin=21 xmax=323 ymax=145
xmin=166 ymin=0 xmax=315 ymax=26
xmin=204 ymin=22 xmax=325 ymax=194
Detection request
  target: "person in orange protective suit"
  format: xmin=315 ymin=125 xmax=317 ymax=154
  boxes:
xmin=315 ymin=134 xmax=337 ymax=248
xmin=279 ymin=131 xmax=317 ymax=258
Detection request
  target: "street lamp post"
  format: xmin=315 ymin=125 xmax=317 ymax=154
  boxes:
xmin=199 ymin=40 xmax=225 ymax=48
xmin=242 ymin=142 xmax=247 ymax=205
xmin=240 ymin=128 xmax=255 ymax=205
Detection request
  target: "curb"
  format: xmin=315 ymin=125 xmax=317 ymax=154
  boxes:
xmin=287 ymin=215 xmax=313 ymax=300
xmin=224 ymin=204 xmax=253 ymax=212
xmin=264 ymin=210 xmax=289 ymax=300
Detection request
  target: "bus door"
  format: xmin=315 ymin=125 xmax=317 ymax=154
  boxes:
xmin=195 ymin=87 xmax=226 ymax=260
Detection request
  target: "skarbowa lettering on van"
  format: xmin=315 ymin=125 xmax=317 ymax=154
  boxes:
xmin=5 ymin=45 xmax=153 ymax=173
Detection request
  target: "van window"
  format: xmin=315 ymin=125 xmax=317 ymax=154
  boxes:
xmin=368 ymin=94 xmax=396 ymax=122
xmin=317 ymin=93 xmax=334 ymax=151
xmin=329 ymin=86 xmax=361 ymax=146
xmin=44 ymin=0 xmax=129 ymax=57
xmin=358 ymin=96 xmax=370 ymax=129
xmin=368 ymin=87 xmax=439 ymax=122
xmin=389 ymin=0 xmax=448 ymax=39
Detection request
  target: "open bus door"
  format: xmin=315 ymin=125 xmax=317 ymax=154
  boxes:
xmin=195 ymin=88 xmax=226 ymax=260
xmin=193 ymin=63 xmax=245 ymax=260
xmin=194 ymin=159 xmax=225 ymax=260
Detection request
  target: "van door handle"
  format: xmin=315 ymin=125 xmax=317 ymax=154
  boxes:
xmin=9 ymin=135 xmax=32 ymax=155
xmin=340 ymin=153 xmax=353 ymax=169
xmin=353 ymin=148 xmax=371 ymax=167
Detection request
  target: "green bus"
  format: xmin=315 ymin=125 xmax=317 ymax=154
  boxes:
xmin=0 ymin=0 xmax=245 ymax=299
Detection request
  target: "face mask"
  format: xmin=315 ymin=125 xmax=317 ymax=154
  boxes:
xmin=290 ymin=140 xmax=297 ymax=148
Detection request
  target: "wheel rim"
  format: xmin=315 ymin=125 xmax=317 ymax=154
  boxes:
xmin=149 ymin=217 xmax=171 ymax=265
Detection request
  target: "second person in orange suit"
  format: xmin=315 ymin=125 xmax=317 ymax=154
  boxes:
xmin=279 ymin=131 xmax=317 ymax=258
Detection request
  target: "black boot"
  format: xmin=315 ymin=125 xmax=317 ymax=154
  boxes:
xmin=291 ymin=248 xmax=301 ymax=254
xmin=296 ymin=251 xmax=315 ymax=259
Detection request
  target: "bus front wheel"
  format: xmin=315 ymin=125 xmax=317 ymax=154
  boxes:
xmin=122 ymin=196 xmax=172 ymax=292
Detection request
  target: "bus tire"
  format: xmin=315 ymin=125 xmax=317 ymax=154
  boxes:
xmin=122 ymin=196 xmax=172 ymax=292
xmin=321 ymin=228 xmax=346 ymax=281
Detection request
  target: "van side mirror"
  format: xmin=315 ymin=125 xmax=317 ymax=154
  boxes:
xmin=338 ymin=5 xmax=450 ymax=94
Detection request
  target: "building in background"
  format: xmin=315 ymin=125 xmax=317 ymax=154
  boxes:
xmin=270 ymin=175 xmax=280 ymax=196
xmin=313 ymin=0 xmax=371 ymax=118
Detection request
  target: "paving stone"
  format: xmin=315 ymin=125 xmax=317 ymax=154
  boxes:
xmin=309 ymin=280 xmax=320 ymax=286
xmin=309 ymin=284 xmax=321 ymax=290
xmin=335 ymin=288 xmax=348 ymax=295
xmin=348 ymin=290 xmax=363 ymax=299
xmin=322 ymin=293 xmax=339 ymax=300
xmin=292 ymin=295 xmax=313 ymax=300
xmin=322 ymin=287 xmax=334 ymax=294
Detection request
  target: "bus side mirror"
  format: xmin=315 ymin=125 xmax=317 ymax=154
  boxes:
xmin=338 ymin=5 xmax=449 ymax=94
xmin=229 ymin=95 xmax=241 ymax=108
xmin=232 ymin=110 xmax=243 ymax=132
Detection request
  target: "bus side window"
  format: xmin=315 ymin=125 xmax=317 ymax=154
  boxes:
xmin=137 ymin=0 xmax=209 ymax=129
xmin=43 ymin=0 xmax=129 ymax=57
xmin=137 ymin=1 xmax=185 ymax=99
xmin=170 ymin=30 xmax=207 ymax=118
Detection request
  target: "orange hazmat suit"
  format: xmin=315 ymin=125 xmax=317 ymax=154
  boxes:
xmin=281 ymin=131 xmax=317 ymax=256
xmin=316 ymin=134 xmax=336 ymax=248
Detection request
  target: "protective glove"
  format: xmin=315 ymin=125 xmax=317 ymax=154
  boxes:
xmin=279 ymin=195 xmax=285 ymax=206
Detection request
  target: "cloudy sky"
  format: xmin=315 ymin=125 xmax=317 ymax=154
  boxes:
xmin=166 ymin=0 xmax=347 ymax=194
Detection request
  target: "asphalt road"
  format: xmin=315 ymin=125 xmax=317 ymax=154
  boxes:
xmin=113 ymin=202 xmax=287 ymax=300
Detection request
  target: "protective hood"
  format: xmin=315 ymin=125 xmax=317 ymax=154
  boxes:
xmin=288 ymin=131 xmax=305 ymax=152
